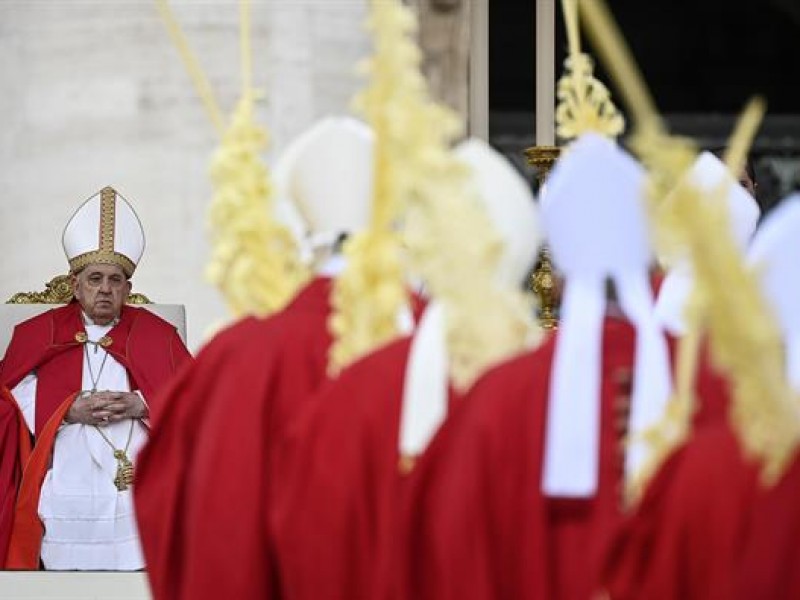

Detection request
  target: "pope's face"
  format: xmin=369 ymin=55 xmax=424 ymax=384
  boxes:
xmin=72 ymin=264 xmax=131 ymax=326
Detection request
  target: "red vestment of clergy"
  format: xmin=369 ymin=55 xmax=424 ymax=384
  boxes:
xmin=272 ymin=334 xmax=466 ymax=600
xmin=602 ymin=416 xmax=800 ymax=599
xmin=0 ymin=300 xmax=190 ymax=568
xmin=395 ymin=317 xmax=637 ymax=600
xmin=134 ymin=277 xmax=338 ymax=600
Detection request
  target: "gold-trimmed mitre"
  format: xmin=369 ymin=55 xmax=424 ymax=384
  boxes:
xmin=62 ymin=186 xmax=145 ymax=278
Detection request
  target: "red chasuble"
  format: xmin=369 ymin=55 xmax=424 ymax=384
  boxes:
xmin=0 ymin=300 xmax=191 ymax=568
xmin=272 ymin=337 xmax=409 ymax=600
xmin=394 ymin=317 xmax=637 ymax=600
xmin=272 ymin=334 xmax=469 ymax=600
xmin=602 ymin=422 xmax=800 ymax=599
xmin=134 ymin=277 xmax=336 ymax=600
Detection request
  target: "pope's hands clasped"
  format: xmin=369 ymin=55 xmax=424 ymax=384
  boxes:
xmin=66 ymin=391 xmax=148 ymax=426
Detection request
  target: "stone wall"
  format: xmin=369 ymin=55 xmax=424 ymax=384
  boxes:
xmin=0 ymin=0 xmax=370 ymax=350
xmin=407 ymin=0 xmax=471 ymax=126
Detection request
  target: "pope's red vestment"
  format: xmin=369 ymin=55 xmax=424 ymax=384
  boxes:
xmin=0 ymin=300 xmax=190 ymax=568
xmin=135 ymin=277 xmax=337 ymax=600
xmin=393 ymin=317 xmax=638 ymax=600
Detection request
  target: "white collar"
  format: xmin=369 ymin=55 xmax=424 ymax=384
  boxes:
xmin=81 ymin=311 xmax=119 ymax=330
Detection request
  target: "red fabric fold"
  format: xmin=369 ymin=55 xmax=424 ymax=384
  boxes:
xmin=135 ymin=277 xmax=335 ymax=600
xmin=395 ymin=318 xmax=637 ymax=600
xmin=5 ymin=392 xmax=76 ymax=569
xmin=271 ymin=337 xmax=418 ymax=600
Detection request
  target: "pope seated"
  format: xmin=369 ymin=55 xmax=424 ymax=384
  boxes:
xmin=0 ymin=186 xmax=191 ymax=571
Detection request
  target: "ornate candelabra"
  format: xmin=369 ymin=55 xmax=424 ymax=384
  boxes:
xmin=525 ymin=145 xmax=561 ymax=330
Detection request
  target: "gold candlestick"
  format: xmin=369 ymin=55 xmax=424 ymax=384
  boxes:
xmin=524 ymin=145 xmax=561 ymax=330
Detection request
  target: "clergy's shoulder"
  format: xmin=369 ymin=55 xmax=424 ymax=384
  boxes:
xmin=637 ymin=423 xmax=750 ymax=521
xmin=340 ymin=335 xmax=413 ymax=382
xmin=286 ymin=336 xmax=414 ymax=448
xmin=194 ymin=315 xmax=261 ymax=357
xmin=443 ymin=336 xmax=557 ymax=442
xmin=472 ymin=334 xmax=557 ymax=402
xmin=220 ymin=304 xmax=329 ymax=348
xmin=261 ymin=299 xmax=331 ymax=335
xmin=190 ymin=309 xmax=317 ymax=365
xmin=314 ymin=336 xmax=413 ymax=411
xmin=190 ymin=300 xmax=330 ymax=368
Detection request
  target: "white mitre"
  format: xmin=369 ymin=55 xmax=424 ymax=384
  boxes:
xmin=655 ymin=151 xmax=761 ymax=334
xmin=748 ymin=194 xmax=800 ymax=391
xmin=62 ymin=186 xmax=145 ymax=278
xmin=540 ymin=132 xmax=672 ymax=497
xmin=398 ymin=138 xmax=542 ymax=461
xmin=273 ymin=116 xmax=375 ymax=254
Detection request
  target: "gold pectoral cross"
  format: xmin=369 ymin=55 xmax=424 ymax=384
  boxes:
xmin=113 ymin=450 xmax=135 ymax=491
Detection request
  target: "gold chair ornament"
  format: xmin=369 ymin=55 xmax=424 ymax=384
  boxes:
xmin=6 ymin=274 xmax=151 ymax=305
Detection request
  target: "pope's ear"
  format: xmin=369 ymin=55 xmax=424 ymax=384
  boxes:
xmin=70 ymin=272 xmax=79 ymax=295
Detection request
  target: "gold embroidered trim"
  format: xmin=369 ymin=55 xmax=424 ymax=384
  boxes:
xmin=99 ymin=187 xmax=116 ymax=253
xmin=69 ymin=250 xmax=136 ymax=279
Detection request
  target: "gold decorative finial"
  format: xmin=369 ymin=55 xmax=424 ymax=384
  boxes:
xmin=555 ymin=53 xmax=624 ymax=141
xmin=523 ymin=146 xmax=562 ymax=331
xmin=526 ymin=0 xmax=624 ymax=331
xmin=530 ymin=247 xmax=558 ymax=331
xmin=555 ymin=0 xmax=624 ymax=142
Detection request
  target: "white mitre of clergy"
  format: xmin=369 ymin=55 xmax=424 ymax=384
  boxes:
xmin=398 ymin=138 xmax=542 ymax=461
xmin=655 ymin=151 xmax=760 ymax=334
xmin=454 ymin=138 xmax=542 ymax=286
xmin=273 ymin=116 xmax=374 ymax=254
xmin=748 ymin=193 xmax=800 ymax=391
xmin=540 ymin=132 xmax=672 ymax=498
xmin=62 ymin=186 xmax=145 ymax=278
